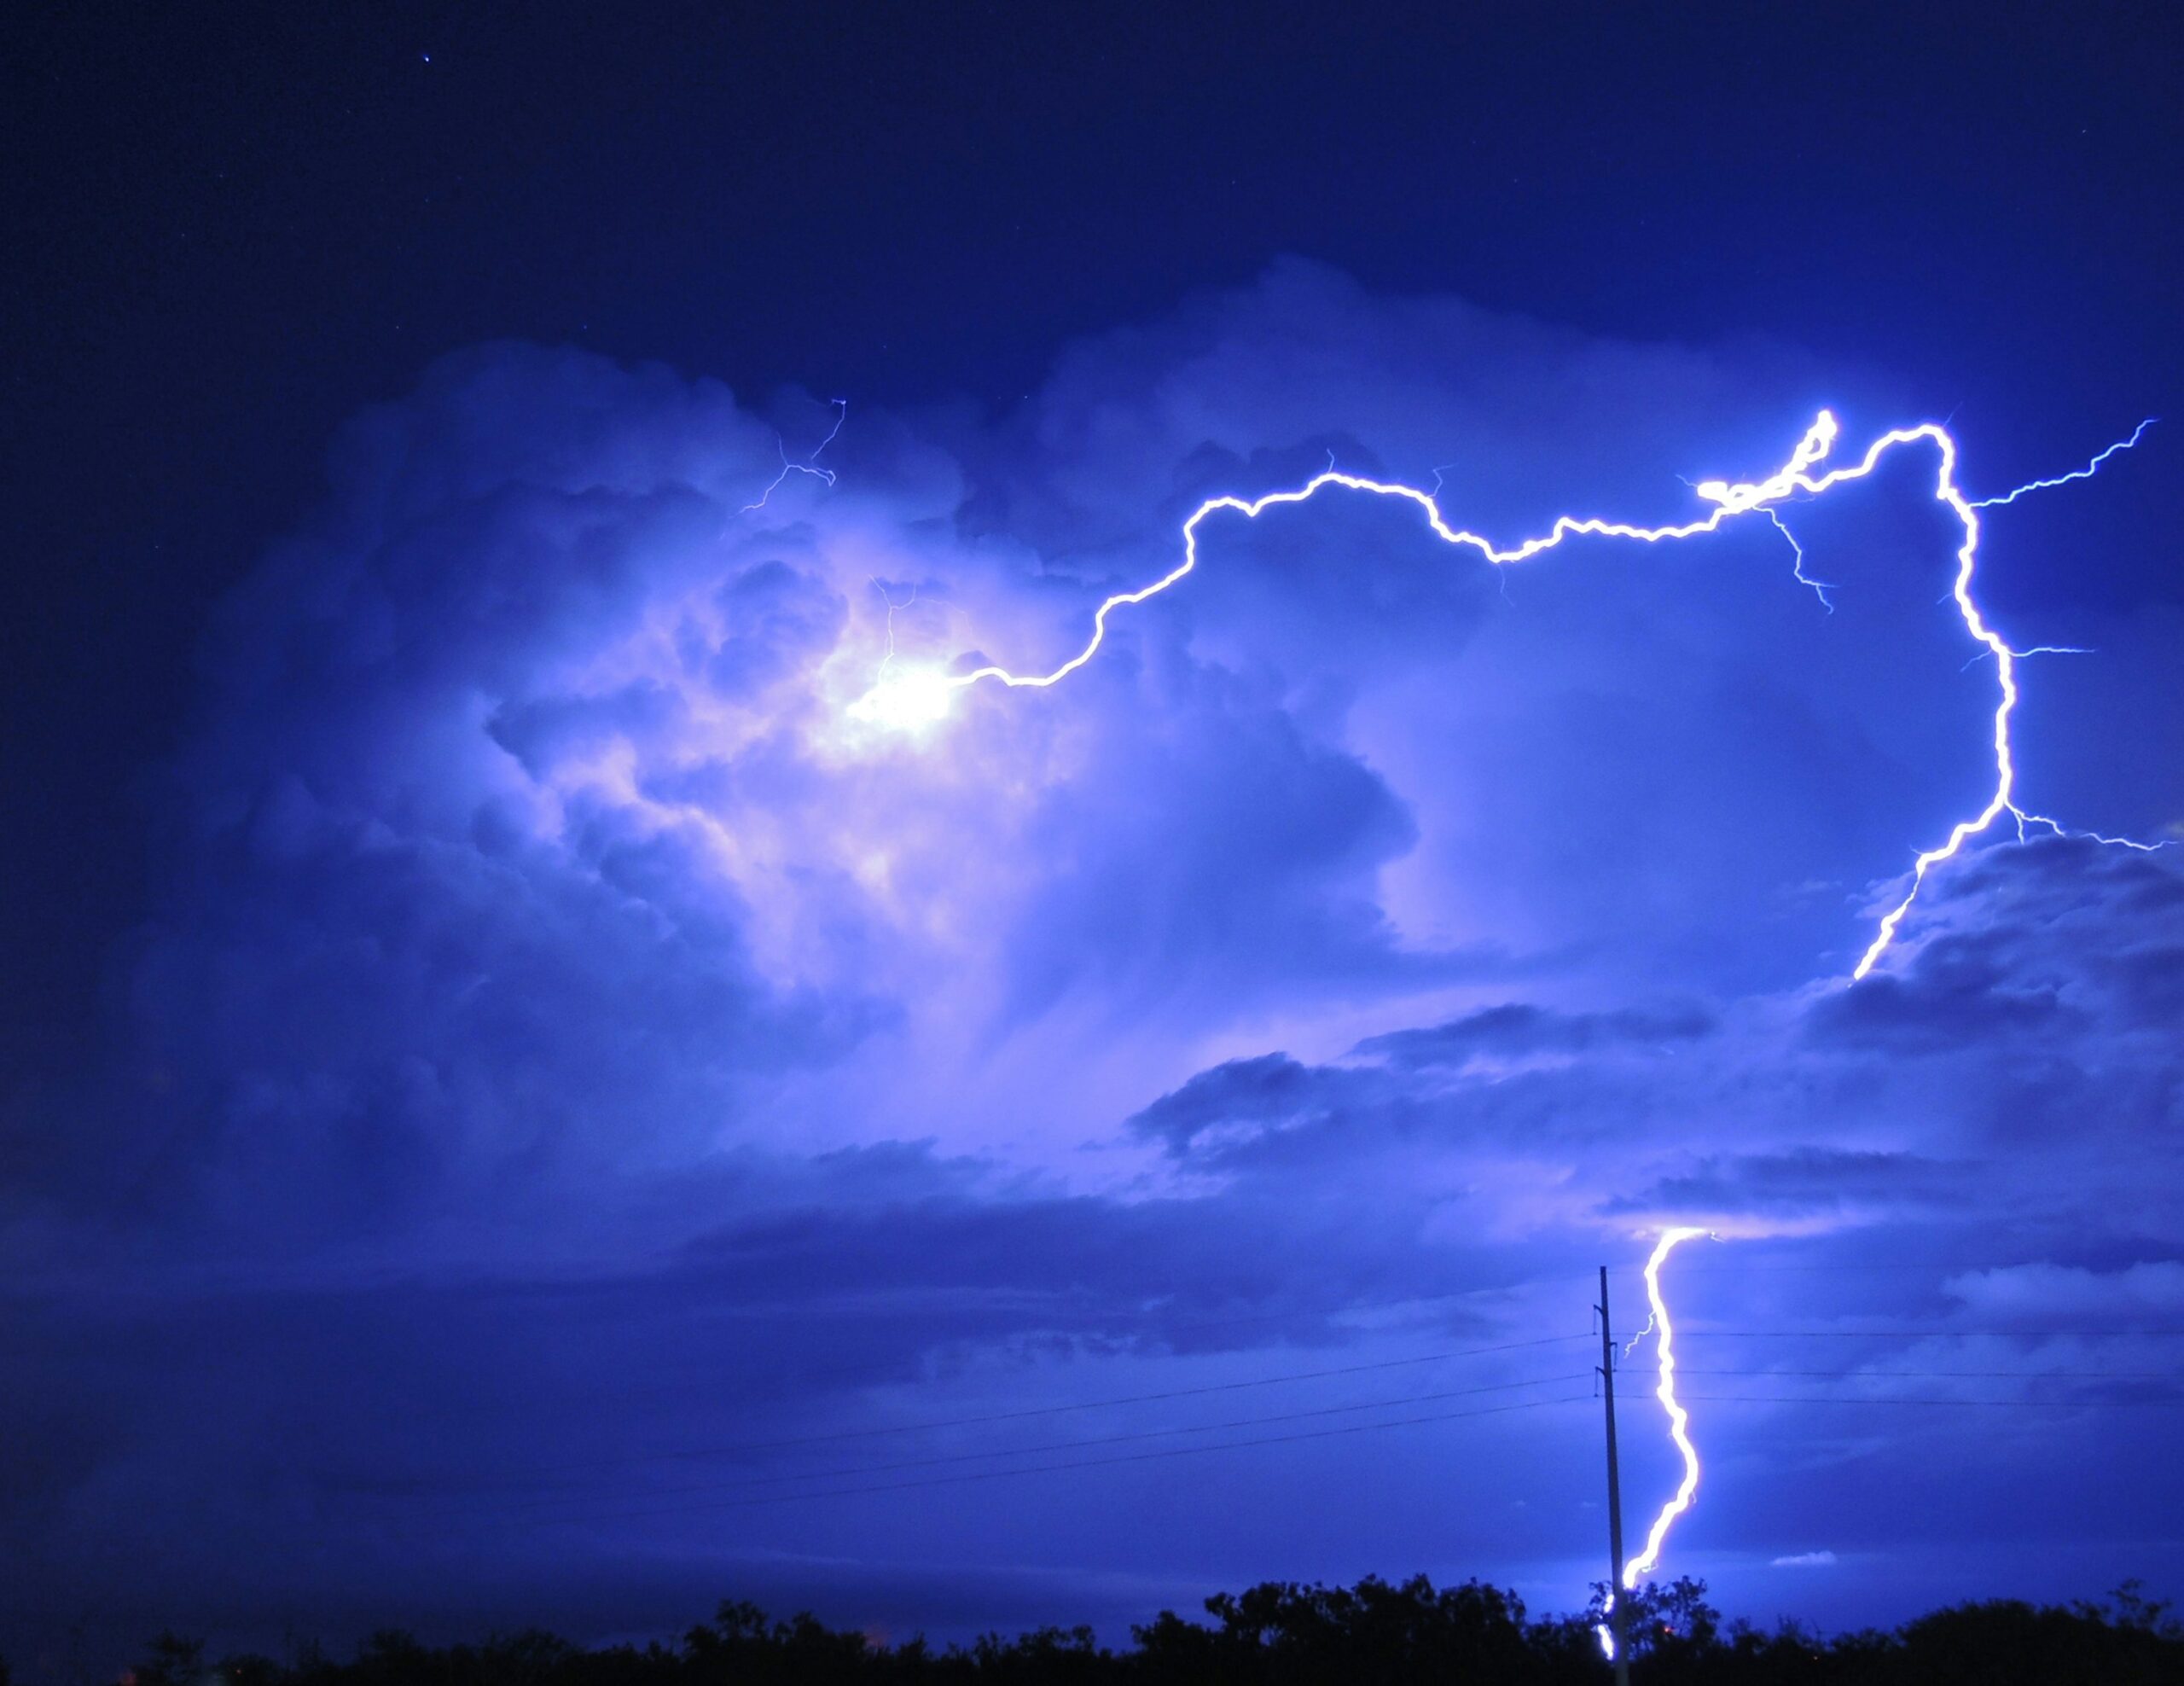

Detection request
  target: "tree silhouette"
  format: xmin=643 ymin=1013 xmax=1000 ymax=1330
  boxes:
xmin=107 ymin=1573 xmax=2184 ymax=1685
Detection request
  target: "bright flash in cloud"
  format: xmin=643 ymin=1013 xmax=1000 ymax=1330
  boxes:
xmin=846 ymin=410 xmax=2157 ymax=979
xmin=846 ymin=666 xmax=958 ymax=731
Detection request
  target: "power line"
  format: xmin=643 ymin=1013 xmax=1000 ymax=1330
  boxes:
xmin=405 ymin=1393 xmax=1596 ymax=1532
xmin=458 ymin=1326 xmax=2170 ymax=1487
xmin=357 ymin=1326 xmax=2184 ymax=1538
xmin=383 ymin=1343 xmax=2176 ymax=1517
xmin=392 ymin=1362 xmax=2178 ymax=1526
xmin=1678 ymin=1367 xmax=2182 ymax=1381
xmin=392 ymin=1369 xmax=1595 ymax=1521
xmin=1612 ymin=1263 xmax=2042 ymax=1276
xmin=460 ymin=1330 xmax=1597 ymax=1481
xmin=1673 ymin=1328 xmax=2184 ymax=1340
xmin=354 ymin=1321 xmax=2184 ymax=1541
xmin=1683 ymin=1393 xmax=2184 ymax=1410
xmin=1104 ymin=1276 xmax=1604 ymax=1340
xmin=601 ymin=1271 xmax=1611 ymax=1353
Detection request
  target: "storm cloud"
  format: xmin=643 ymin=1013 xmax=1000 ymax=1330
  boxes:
xmin=4 ymin=263 xmax=2181 ymax=1662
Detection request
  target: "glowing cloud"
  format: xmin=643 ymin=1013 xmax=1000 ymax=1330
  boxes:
xmin=846 ymin=666 xmax=958 ymax=731
xmin=850 ymin=412 xmax=2157 ymax=978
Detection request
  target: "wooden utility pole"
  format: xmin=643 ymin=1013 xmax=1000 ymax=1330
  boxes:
xmin=1598 ymin=1265 xmax=1632 ymax=1686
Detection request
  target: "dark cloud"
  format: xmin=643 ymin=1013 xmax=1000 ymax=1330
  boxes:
xmin=1804 ymin=839 xmax=2181 ymax=1057
xmin=1804 ymin=941 xmax=2079 ymax=1055
xmin=1600 ymin=1147 xmax=1963 ymax=1218
xmin=1125 ymin=1054 xmax=1327 ymax=1153
xmin=1355 ymin=1002 xmax=1716 ymax=1069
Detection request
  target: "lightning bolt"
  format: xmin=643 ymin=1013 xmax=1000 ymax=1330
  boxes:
xmin=1766 ymin=507 xmax=1836 ymax=612
xmin=739 ymin=398 xmax=848 ymax=515
xmin=1966 ymin=418 xmax=2157 ymax=509
xmin=1623 ymin=1227 xmax=1711 ymax=1587
xmin=1598 ymin=1225 xmax=1712 ymax=1663
xmin=852 ymin=411 xmax=2158 ymax=977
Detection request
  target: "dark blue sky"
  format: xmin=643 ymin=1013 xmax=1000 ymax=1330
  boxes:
xmin=3 ymin=1 xmax=2181 ymax=1670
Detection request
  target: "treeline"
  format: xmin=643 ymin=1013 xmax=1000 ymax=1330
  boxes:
xmin=93 ymin=1573 xmax=2183 ymax=1686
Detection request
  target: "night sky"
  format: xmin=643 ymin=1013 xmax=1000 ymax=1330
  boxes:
xmin=4 ymin=1 xmax=2183 ymax=1670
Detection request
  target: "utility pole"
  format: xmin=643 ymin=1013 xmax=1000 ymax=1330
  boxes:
xmin=1598 ymin=1265 xmax=1632 ymax=1686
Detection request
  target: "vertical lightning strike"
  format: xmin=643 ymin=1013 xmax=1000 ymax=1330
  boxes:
xmin=1623 ymin=1227 xmax=1711 ymax=1588
xmin=1597 ymin=1226 xmax=1713 ymax=1664
xmin=852 ymin=410 xmax=2158 ymax=977
xmin=847 ymin=580 xmax=956 ymax=730
xmin=1845 ymin=417 xmax=2161 ymax=976
xmin=1765 ymin=508 xmax=1834 ymax=612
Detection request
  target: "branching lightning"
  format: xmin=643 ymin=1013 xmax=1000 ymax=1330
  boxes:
xmin=1766 ymin=507 xmax=1836 ymax=611
xmin=847 ymin=579 xmax=956 ymax=730
xmin=1967 ymin=418 xmax=2157 ymax=509
xmin=851 ymin=410 xmax=2159 ymax=977
xmin=740 ymin=398 xmax=848 ymax=514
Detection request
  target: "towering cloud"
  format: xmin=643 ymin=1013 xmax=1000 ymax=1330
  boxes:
xmin=3 ymin=264 xmax=2177 ymax=1658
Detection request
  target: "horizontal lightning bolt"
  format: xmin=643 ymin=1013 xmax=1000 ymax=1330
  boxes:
xmin=849 ymin=412 xmax=2158 ymax=977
